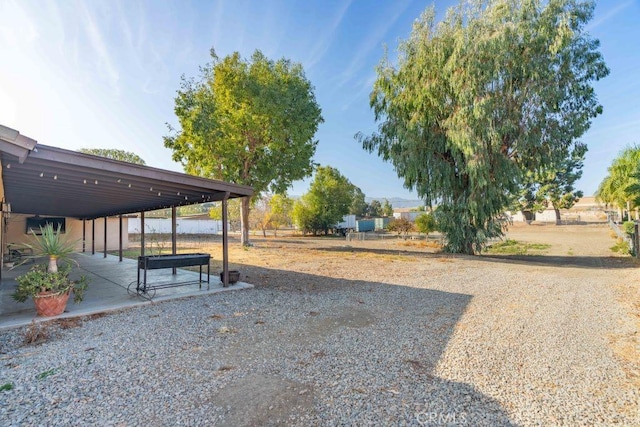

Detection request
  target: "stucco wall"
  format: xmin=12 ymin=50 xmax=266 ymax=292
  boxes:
xmin=5 ymin=214 xmax=128 ymax=252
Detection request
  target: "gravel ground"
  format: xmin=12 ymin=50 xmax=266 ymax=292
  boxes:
xmin=1 ymin=224 xmax=638 ymax=426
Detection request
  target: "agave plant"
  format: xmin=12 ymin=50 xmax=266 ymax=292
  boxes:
xmin=24 ymin=224 xmax=79 ymax=273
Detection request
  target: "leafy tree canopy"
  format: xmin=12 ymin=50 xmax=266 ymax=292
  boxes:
xmin=387 ymin=218 xmax=414 ymax=238
xmin=165 ymin=48 xmax=323 ymax=245
xmin=350 ymin=186 xmax=368 ymax=217
xmin=368 ymin=200 xmax=382 ymax=217
xmin=515 ymin=142 xmax=587 ymax=223
xmin=270 ymin=193 xmax=294 ymax=232
xmin=358 ymin=0 xmax=608 ymax=254
xmin=292 ymin=166 xmax=354 ymax=235
xmin=415 ymin=213 xmax=438 ymax=236
xmin=79 ymin=148 xmax=146 ymax=165
xmin=209 ymin=199 xmax=242 ymax=232
xmin=382 ymin=199 xmax=394 ymax=217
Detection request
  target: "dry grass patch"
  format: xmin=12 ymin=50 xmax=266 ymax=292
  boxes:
xmin=397 ymin=240 xmax=442 ymax=250
xmin=23 ymin=321 xmax=52 ymax=345
xmin=56 ymin=318 xmax=83 ymax=329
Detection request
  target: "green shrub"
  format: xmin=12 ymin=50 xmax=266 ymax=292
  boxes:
xmin=622 ymin=221 xmax=636 ymax=238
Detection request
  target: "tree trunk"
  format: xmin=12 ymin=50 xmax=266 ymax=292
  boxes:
xmin=48 ymin=256 xmax=58 ymax=273
xmin=464 ymin=240 xmax=475 ymax=255
xmin=554 ymin=208 xmax=561 ymax=225
xmin=240 ymin=197 xmax=250 ymax=246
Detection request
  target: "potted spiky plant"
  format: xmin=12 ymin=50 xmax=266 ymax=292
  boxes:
xmin=28 ymin=223 xmax=77 ymax=273
xmin=12 ymin=224 xmax=89 ymax=316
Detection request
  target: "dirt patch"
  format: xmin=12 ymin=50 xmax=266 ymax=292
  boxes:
xmin=124 ymin=223 xmax=639 ymax=423
xmin=305 ymin=307 xmax=377 ymax=342
xmin=610 ymin=281 xmax=640 ymax=388
xmin=210 ymin=374 xmax=315 ymax=426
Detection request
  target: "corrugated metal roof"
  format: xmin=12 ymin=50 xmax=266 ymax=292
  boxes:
xmin=0 ymin=125 xmax=253 ymax=219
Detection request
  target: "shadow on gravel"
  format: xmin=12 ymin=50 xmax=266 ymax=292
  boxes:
xmin=208 ymin=263 xmax=517 ymax=426
xmin=478 ymin=254 xmax=638 ymax=270
xmin=313 ymin=245 xmax=443 ymax=257
xmin=0 ymin=261 xmax=518 ymax=426
xmin=313 ymin=245 xmax=638 ymax=270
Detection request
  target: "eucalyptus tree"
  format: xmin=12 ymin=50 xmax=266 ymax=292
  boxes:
xmin=165 ymin=49 xmax=323 ymax=246
xmin=358 ymin=0 xmax=608 ymax=253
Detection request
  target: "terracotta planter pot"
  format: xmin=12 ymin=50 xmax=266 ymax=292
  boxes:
xmin=33 ymin=291 xmax=70 ymax=317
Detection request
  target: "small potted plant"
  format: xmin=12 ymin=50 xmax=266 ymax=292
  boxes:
xmin=11 ymin=224 xmax=89 ymax=316
xmin=12 ymin=264 xmax=88 ymax=316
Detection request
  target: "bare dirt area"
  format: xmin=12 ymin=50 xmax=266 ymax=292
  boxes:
xmin=157 ymin=223 xmax=639 ymax=424
xmin=2 ymin=223 xmax=638 ymax=425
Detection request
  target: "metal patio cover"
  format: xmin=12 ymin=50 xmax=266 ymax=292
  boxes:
xmin=0 ymin=125 xmax=253 ymax=219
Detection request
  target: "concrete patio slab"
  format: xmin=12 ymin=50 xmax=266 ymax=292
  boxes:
xmin=0 ymin=253 xmax=253 ymax=330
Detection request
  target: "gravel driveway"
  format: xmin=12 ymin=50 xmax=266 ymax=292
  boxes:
xmin=1 ymin=224 xmax=638 ymax=426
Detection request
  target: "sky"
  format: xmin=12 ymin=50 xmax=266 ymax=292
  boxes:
xmin=0 ymin=0 xmax=638 ymax=200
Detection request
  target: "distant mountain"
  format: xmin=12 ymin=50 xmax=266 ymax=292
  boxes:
xmin=366 ymin=197 xmax=424 ymax=209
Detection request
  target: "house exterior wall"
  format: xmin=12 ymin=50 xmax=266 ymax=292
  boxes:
xmin=0 ymin=164 xmax=5 ymax=263
xmin=5 ymin=214 xmax=128 ymax=252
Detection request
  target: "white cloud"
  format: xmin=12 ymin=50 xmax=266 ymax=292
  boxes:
xmin=587 ymin=0 xmax=634 ymax=31
xmin=304 ymin=0 xmax=354 ymax=69
xmin=341 ymin=73 xmax=377 ymax=111
xmin=0 ymin=0 xmax=39 ymax=46
xmin=78 ymin=1 xmax=120 ymax=94
xmin=337 ymin=0 xmax=412 ymax=87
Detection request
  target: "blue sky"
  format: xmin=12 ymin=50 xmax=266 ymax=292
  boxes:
xmin=0 ymin=0 xmax=638 ymax=200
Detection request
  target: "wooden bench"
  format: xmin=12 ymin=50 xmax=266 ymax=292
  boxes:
xmin=135 ymin=253 xmax=210 ymax=297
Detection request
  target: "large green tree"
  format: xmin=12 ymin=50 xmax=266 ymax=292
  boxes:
xmin=292 ymin=166 xmax=354 ymax=235
xmin=358 ymin=0 xmax=608 ymax=254
xmin=165 ymin=49 xmax=323 ymax=245
xmin=79 ymin=148 xmax=146 ymax=165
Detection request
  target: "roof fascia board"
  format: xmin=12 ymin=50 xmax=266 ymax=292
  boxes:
xmin=0 ymin=124 xmax=37 ymax=163
xmin=31 ymin=144 xmax=253 ymax=196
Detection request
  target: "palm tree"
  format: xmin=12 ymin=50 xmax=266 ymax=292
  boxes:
xmin=596 ymin=145 xmax=640 ymax=221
